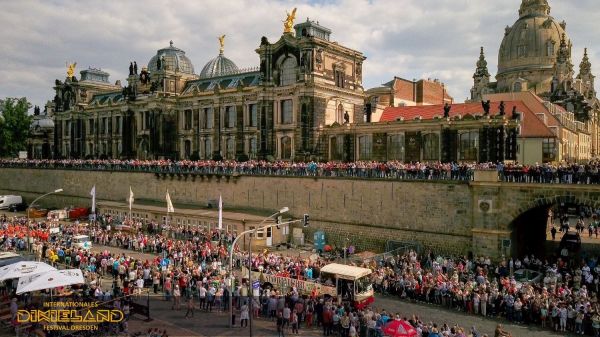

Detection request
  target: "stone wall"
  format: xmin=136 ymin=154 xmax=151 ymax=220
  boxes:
xmin=0 ymin=168 xmax=472 ymax=254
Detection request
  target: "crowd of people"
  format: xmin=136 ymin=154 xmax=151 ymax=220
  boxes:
xmin=4 ymin=158 xmax=600 ymax=184
xmin=0 ymin=213 xmax=492 ymax=337
xmin=367 ymin=249 xmax=600 ymax=336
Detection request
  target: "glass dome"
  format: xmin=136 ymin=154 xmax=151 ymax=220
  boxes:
xmin=199 ymin=52 xmax=239 ymax=79
xmin=148 ymin=41 xmax=195 ymax=74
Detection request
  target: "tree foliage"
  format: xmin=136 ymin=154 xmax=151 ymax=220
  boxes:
xmin=0 ymin=97 xmax=32 ymax=157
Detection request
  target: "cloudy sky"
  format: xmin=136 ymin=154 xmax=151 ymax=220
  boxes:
xmin=1 ymin=0 xmax=599 ymax=110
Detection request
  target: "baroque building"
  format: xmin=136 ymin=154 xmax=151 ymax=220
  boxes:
xmin=469 ymin=0 xmax=600 ymax=160
xmin=47 ymin=14 xmax=366 ymax=161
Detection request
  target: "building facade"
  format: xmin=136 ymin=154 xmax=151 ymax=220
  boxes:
xmin=469 ymin=0 xmax=600 ymax=159
xmin=47 ymin=18 xmax=365 ymax=162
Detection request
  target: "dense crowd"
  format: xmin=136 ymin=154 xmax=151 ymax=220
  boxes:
xmin=1 ymin=214 xmax=493 ymax=337
xmin=4 ymin=158 xmax=600 ymax=184
xmin=365 ymin=248 xmax=600 ymax=336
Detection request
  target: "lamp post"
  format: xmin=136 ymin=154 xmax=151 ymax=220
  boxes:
xmin=228 ymin=207 xmax=289 ymax=328
xmin=27 ymin=188 xmax=63 ymax=252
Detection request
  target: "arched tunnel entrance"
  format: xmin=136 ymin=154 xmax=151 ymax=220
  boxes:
xmin=509 ymin=199 xmax=600 ymax=258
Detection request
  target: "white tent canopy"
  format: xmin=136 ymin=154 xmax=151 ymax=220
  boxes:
xmin=17 ymin=269 xmax=84 ymax=294
xmin=0 ymin=261 xmax=56 ymax=281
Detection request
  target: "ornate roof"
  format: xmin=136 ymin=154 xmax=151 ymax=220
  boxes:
xmin=497 ymin=0 xmax=570 ymax=89
xmin=199 ymin=52 xmax=239 ymax=79
xmin=147 ymin=41 xmax=195 ymax=74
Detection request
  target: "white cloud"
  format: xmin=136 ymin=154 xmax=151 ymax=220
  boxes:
xmin=0 ymin=0 xmax=599 ymax=108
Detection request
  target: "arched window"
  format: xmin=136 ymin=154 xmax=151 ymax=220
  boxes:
xmin=281 ymin=136 xmax=292 ymax=160
xmin=336 ymin=104 xmax=344 ymax=124
xmin=280 ymin=57 xmax=297 ymax=86
xmin=513 ymin=81 xmax=522 ymax=92
xmin=422 ymin=133 xmax=440 ymax=161
xmin=226 ymin=138 xmax=235 ymax=159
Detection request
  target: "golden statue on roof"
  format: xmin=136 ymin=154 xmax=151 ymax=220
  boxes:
xmin=283 ymin=8 xmax=297 ymax=34
xmin=218 ymin=35 xmax=226 ymax=54
xmin=66 ymin=62 xmax=77 ymax=78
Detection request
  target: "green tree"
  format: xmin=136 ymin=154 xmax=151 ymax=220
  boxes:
xmin=0 ymin=97 xmax=32 ymax=157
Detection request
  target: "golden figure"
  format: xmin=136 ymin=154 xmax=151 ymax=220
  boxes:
xmin=66 ymin=62 xmax=77 ymax=78
xmin=283 ymin=8 xmax=297 ymax=34
xmin=218 ymin=35 xmax=226 ymax=54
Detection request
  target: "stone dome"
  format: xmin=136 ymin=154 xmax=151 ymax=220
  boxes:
xmin=199 ymin=52 xmax=239 ymax=79
xmin=148 ymin=41 xmax=195 ymax=74
xmin=496 ymin=0 xmax=571 ymax=93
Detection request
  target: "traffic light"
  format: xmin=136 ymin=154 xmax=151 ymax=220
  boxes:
xmin=303 ymin=214 xmax=309 ymax=227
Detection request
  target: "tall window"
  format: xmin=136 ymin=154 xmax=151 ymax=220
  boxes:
xmin=547 ymin=41 xmax=555 ymax=56
xmin=331 ymin=136 xmax=344 ymax=161
xmin=115 ymin=116 xmax=121 ymax=134
xmin=225 ymin=106 xmax=236 ymax=128
xmin=184 ymin=140 xmax=191 ymax=158
xmin=336 ymin=104 xmax=344 ymax=124
xmin=89 ymin=119 xmax=94 ymax=135
xmin=226 ymin=138 xmax=235 ymax=159
xmin=458 ymin=131 xmax=478 ymax=161
xmin=513 ymin=81 xmax=522 ymax=92
xmin=422 ymin=133 xmax=440 ymax=161
xmin=184 ymin=110 xmax=192 ymax=130
xmin=543 ymin=138 xmax=556 ymax=162
xmin=249 ymin=137 xmax=257 ymax=159
xmin=335 ymin=70 xmax=345 ymax=88
xmin=517 ymin=45 xmax=527 ymax=58
xmin=203 ymin=108 xmax=213 ymax=129
xmin=248 ymin=104 xmax=257 ymax=127
xmin=144 ymin=111 xmax=150 ymax=130
xmin=203 ymin=138 xmax=212 ymax=159
xmin=358 ymin=135 xmax=372 ymax=160
xmin=107 ymin=117 xmax=112 ymax=134
xmin=281 ymin=100 xmax=293 ymax=124
xmin=280 ymin=57 xmax=297 ymax=86
xmin=281 ymin=136 xmax=292 ymax=159
xmin=388 ymin=134 xmax=405 ymax=161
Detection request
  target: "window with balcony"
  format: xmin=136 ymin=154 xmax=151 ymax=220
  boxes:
xmin=203 ymin=138 xmax=212 ymax=159
xmin=249 ymin=137 xmax=257 ymax=159
xmin=335 ymin=70 xmax=345 ymax=88
xmin=226 ymin=138 xmax=235 ymax=159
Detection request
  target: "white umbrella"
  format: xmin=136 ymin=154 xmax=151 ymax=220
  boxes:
xmin=16 ymin=269 xmax=84 ymax=294
xmin=0 ymin=261 xmax=57 ymax=281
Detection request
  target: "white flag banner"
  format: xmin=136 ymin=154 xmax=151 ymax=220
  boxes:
xmin=90 ymin=185 xmax=96 ymax=214
xmin=128 ymin=187 xmax=134 ymax=211
xmin=218 ymin=194 xmax=223 ymax=230
xmin=166 ymin=190 xmax=175 ymax=213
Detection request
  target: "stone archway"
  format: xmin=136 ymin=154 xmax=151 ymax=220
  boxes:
xmin=508 ymin=195 xmax=600 ymax=257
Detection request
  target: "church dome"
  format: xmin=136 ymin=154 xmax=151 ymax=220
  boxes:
xmin=147 ymin=41 xmax=195 ymax=74
xmin=496 ymin=0 xmax=571 ymax=93
xmin=199 ymin=52 xmax=239 ymax=79
xmin=31 ymin=116 xmax=54 ymax=131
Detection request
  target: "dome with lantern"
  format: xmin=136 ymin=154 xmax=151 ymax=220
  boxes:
xmin=147 ymin=41 xmax=195 ymax=74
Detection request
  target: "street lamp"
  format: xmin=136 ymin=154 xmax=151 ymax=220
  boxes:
xmin=228 ymin=206 xmax=289 ymax=328
xmin=27 ymin=188 xmax=63 ymax=252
